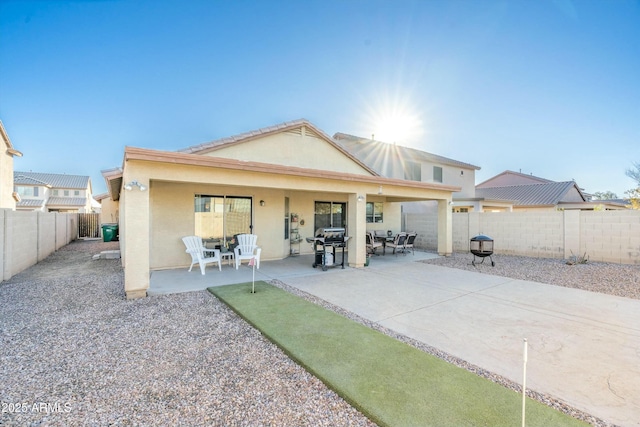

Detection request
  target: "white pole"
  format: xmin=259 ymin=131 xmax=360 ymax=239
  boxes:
xmin=522 ymin=338 xmax=528 ymax=427
xmin=251 ymin=256 xmax=256 ymax=294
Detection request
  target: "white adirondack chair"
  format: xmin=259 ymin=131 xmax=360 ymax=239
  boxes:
xmin=233 ymin=234 xmax=261 ymax=270
xmin=182 ymin=236 xmax=221 ymax=275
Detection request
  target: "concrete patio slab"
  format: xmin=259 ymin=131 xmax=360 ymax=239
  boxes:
xmin=281 ymin=262 xmax=640 ymax=427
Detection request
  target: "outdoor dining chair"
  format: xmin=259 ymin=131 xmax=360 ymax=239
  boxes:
xmin=404 ymin=232 xmax=417 ymax=255
xmin=366 ymin=231 xmax=383 ymax=255
xmin=385 ymin=232 xmax=408 ymax=255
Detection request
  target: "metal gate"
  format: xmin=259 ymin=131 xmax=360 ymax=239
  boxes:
xmin=78 ymin=213 xmax=101 ymax=238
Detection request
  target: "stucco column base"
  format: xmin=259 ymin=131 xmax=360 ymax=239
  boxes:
xmin=126 ymin=289 xmax=148 ymax=299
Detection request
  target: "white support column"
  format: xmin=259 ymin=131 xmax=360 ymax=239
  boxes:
xmin=348 ymin=193 xmax=366 ymax=268
xmin=437 ymin=198 xmax=453 ymax=256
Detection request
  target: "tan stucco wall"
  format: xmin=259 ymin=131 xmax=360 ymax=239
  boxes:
xmin=203 ymin=128 xmax=373 ymax=176
xmin=148 ymin=182 xmax=406 ymax=269
xmin=99 ymin=197 xmax=119 ymax=224
xmin=0 ymin=150 xmax=16 ymax=210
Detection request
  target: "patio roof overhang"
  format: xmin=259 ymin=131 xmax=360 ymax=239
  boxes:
xmin=122 ymin=146 xmax=461 ymax=202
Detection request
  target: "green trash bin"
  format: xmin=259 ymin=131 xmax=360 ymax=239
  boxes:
xmin=102 ymin=224 xmax=119 ymax=242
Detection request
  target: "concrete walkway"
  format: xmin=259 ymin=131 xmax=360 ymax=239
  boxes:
xmin=151 ymin=253 xmax=640 ymax=426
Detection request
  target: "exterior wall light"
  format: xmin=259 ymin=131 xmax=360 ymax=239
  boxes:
xmin=124 ymin=180 xmax=147 ymax=191
xmin=259 ymin=200 xmax=265 ymax=206
xmin=357 ymin=195 xmax=365 ymax=202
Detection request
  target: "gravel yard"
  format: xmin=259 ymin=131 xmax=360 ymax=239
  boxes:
xmin=421 ymin=252 xmax=640 ymax=300
xmin=0 ymin=240 xmax=374 ymax=427
xmin=2 ymin=241 xmax=636 ymax=426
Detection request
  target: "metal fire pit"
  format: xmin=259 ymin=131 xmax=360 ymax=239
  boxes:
xmin=470 ymin=234 xmax=495 ymax=266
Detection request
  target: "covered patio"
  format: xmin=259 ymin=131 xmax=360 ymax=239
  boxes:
xmin=149 ymin=249 xmax=440 ymax=295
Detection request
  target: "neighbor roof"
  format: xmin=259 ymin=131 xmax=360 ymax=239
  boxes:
xmin=1 ymin=120 xmax=23 ymax=157
xmin=475 ymin=181 xmax=586 ymax=206
xmin=14 ymin=171 xmax=90 ymax=189
xmin=46 ymin=197 xmax=87 ymax=207
xmin=17 ymin=199 xmax=45 ymax=208
xmin=476 ymin=170 xmax=553 ymax=188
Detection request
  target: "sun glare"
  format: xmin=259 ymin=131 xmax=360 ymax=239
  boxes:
xmin=361 ymin=95 xmax=425 ymax=147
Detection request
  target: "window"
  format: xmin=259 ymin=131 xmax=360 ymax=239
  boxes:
xmin=404 ymin=161 xmax=421 ymax=181
xmin=433 ymin=166 xmax=443 ymax=183
xmin=74 ymin=190 xmax=80 ymax=196
xmin=16 ymin=186 xmax=38 ymax=197
xmin=53 ymin=190 xmax=59 ymax=196
xmin=194 ymin=195 xmax=252 ymax=245
xmin=314 ymin=201 xmax=346 ymax=230
xmin=64 ymin=190 xmax=70 ymax=196
xmin=366 ymin=202 xmax=384 ymax=223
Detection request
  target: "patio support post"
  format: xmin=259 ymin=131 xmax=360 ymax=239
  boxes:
xmin=122 ymin=176 xmax=150 ymax=299
xmin=437 ymin=198 xmax=453 ymax=256
xmin=348 ymin=193 xmax=366 ymax=268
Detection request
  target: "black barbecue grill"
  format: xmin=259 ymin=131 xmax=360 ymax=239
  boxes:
xmin=470 ymin=234 xmax=495 ymax=266
xmin=306 ymin=227 xmax=349 ymax=271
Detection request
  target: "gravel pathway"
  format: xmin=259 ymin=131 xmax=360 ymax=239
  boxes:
xmin=421 ymin=252 xmax=640 ymax=300
xmin=0 ymin=240 xmax=375 ymax=427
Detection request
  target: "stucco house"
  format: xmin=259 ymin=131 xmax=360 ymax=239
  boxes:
xmin=13 ymin=171 xmax=96 ymax=213
xmin=105 ymin=119 xmax=460 ymax=299
xmin=0 ymin=121 xmax=23 ymax=210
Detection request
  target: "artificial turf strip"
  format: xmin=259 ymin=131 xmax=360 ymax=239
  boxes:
xmin=209 ymin=282 xmax=588 ymax=427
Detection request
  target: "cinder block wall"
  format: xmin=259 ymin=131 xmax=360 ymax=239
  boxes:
xmin=405 ymin=209 xmax=640 ymax=265
xmin=580 ymin=211 xmax=640 ymax=263
xmin=1 ymin=210 xmax=77 ymax=281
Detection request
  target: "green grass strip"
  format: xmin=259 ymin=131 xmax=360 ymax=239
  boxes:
xmin=209 ymin=282 xmax=587 ymax=427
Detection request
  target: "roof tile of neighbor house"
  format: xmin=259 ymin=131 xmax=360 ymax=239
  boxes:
xmin=17 ymin=199 xmax=45 ymax=208
xmin=475 ymin=181 xmax=584 ymax=206
xmin=476 ymin=170 xmax=553 ymax=188
xmin=46 ymin=197 xmax=87 ymax=207
xmin=333 ymin=132 xmax=481 ymax=171
xmin=14 ymin=171 xmax=90 ymax=189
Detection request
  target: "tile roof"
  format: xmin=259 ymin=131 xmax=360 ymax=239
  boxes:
xmin=17 ymin=199 xmax=45 ymax=208
xmin=14 ymin=171 xmax=90 ymax=189
xmin=475 ymin=181 xmax=585 ymax=206
xmin=476 ymin=170 xmax=553 ymax=188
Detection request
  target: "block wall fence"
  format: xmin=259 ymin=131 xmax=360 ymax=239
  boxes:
xmin=405 ymin=210 xmax=640 ymax=265
xmin=0 ymin=209 xmax=77 ymax=281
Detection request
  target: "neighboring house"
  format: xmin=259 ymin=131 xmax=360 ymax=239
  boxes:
xmin=464 ymin=170 xmax=628 ymax=212
xmin=0 ymin=121 xmax=23 ymax=210
xmin=13 ymin=171 xmax=96 ymax=213
xmin=334 ymin=133 xmax=480 ymax=199
xmin=104 ymin=119 xmax=460 ymax=299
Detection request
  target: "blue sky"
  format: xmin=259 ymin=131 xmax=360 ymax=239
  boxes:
xmin=1 ymin=0 xmax=639 ymax=197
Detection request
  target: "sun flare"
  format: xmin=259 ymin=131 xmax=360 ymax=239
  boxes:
xmin=361 ymin=95 xmax=425 ymax=146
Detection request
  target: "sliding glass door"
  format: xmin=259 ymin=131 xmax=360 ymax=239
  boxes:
xmin=195 ymin=195 xmax=252 ymax=245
